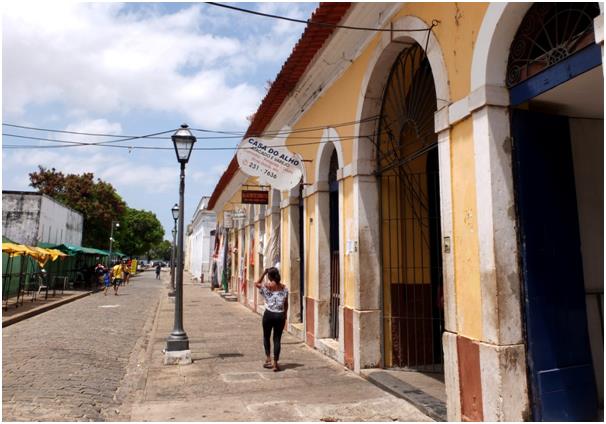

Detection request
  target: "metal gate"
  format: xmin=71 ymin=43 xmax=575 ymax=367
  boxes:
xmin=329 ymin=250 xmax=340 ymax=339
xmin=329 ymin=150 xmax=340 ymax=339
xmin=377 ymin=43 xmax=444 ymax=371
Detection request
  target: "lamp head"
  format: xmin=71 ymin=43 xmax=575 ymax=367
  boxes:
xmin=171 ymin=124 xmax=196 ymax=163
xmin=171 ymin=203 xmax=179 ymax=221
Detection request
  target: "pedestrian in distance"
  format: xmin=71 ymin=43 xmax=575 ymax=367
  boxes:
xmin=110 ymin=261 xmax=124 ymax=295
xmin=255 ymin=267 xmax=288 ymax=372
xmin=102 ymin=269 xmax=112 ymax=296
xmin=94 ymin=263 xmax=106 ymax=290
xmin=123 ymin=260 xmax=131 ymax=285
xmin=155 ymin=263 xmax=162 ymax=280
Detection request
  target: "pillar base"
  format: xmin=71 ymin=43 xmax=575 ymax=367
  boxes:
xmin=353 ymin=309 xmax=381 ymax=372
xmin=163 ymin=349 xmax=192 ymax=365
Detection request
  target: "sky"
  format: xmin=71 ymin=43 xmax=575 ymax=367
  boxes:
xmin=2 ymin=1 xmax=318 ymax=243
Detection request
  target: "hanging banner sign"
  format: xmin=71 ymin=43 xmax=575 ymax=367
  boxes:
xmin=223 ymin=211 xmax=234 ymax=229
xmin=236 ymin=134 xmax=304 ymax=191
xmin=241 ymin=190 xmax=269 ymax=205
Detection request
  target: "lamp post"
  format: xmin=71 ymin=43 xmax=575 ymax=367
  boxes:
xmin=169 ymin=204 xmax=178 ymax=297
xmin=164 ymin=124 xmax=196 ymax=364
xmin=108 ymin=221 xmax=120 ymax=267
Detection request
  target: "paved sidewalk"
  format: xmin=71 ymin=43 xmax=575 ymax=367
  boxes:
xmin=127 ymin=272 xmax=433 ymax=422
xmin=2 ymin=290 xmax=92 ymax=327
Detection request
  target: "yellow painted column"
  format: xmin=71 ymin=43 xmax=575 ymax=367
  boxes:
xmin=450 ymin=118 xmax=482 ymax=340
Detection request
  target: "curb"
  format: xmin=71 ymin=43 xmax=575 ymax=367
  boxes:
xmin=360 ymin=370 xmax=446 ymax=422
xmin=2 ymin=291 xmax=92 ymax=328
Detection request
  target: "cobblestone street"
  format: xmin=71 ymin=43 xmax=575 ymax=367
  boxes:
xmin=2 ymin=272 xmax=163 ymax=421
xmin=2 ymin=268 xmax=433 ymax=422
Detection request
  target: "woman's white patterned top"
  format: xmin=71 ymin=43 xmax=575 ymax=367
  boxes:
xmin=260 ymin=284 xmax=289 ymax=313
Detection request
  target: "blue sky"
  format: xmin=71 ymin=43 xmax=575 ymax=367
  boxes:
xmin=2 ymin=2 xmax=317 ymax=242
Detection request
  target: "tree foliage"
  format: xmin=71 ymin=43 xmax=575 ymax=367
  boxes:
xmin=147 ymin=240 xmax=173 ymax=261
xmin=114 ymin=208 xmax=164 ymax=257
xmin=29 ymin=166 xmax=126 ymax=248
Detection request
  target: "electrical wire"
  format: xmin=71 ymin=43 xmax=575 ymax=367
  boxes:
xmin=3 ymin=115 xmax=379 ymax=140
xmin=2 ymin=123 xmax=169 ymax=139
xmin=2 ymin=133 xmax=366 ymax=151
xmin=206 ymin=3 xmax=438 ymax=33
xmin=2 ymin=116 xmax=398 ymax=151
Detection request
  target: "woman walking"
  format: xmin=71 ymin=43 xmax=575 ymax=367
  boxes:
xmin=255 ymin=267 xmax=288 ymax=372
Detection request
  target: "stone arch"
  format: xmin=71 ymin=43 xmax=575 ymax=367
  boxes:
xmin=471 ymin=3 xmax=533 ymax=93
xmin=315 ymin=127 xmax=344 ymax=183
xmin=354 ymin=15 xmax=450 ymax=168
xmin=311 ymin=127 xmax=344 ymax=343
xmin=350 ymin=15 xmax=456 ymax=377
xmin=472 ymin=2 xmax=604 ymax=93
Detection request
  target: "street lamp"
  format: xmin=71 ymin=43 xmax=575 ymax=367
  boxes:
xmin=107 ymin=221 xmax=120 ymax=267
xmin=165 ymin=124 xmax=196 ymax=364
xmin=169 ymin=203 xmax=179 ymax=297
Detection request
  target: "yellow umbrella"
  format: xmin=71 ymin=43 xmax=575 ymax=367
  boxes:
xmin=2 ymin=242 xmax=37 ymax=257
xmin=28 ymin=246 xmax=54 ymax=267
xmin=47 ymin=249 xmax=68 ymax=260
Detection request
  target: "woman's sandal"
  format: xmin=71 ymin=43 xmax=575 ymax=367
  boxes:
xmin=263 ymin=361 xmax=273 ymax=369
xmin=273 ymin=363 xmax=281 ymax=372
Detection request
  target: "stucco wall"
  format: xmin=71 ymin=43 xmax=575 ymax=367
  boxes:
xmin=2 ymin=192 xmax=42 ymax=245
xmin=3 ymin=192 xmax=83 ymax=246
xmin=39 ymin=195 xmax=83 ymax=245
xmin=188 ymin=213 xmax=216 ymax=279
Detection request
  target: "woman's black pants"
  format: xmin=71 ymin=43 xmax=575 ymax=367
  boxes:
xmin=262 ymin=310 xmax=286 ymax=361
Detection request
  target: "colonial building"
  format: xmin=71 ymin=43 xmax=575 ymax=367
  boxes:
xmin=207 ymin=3 xmax=604 ymax=421
xmin=185 ymin=196 xmax=216 ymax=282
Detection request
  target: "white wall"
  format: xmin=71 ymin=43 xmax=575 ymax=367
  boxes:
xmin=569 ymin=117 xmax=604 ymax=405
xmin=39 ymin=195 xmax=83 ymax=245
xmin=2 ymin=192 xmax=83 ymax=246
xmin=2 ymin=192 xmax=42 ymax=245
xmin=188 ymin=212 xmax=216 ymax=281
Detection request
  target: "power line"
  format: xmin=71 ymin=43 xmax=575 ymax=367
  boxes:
xmin=2 ymin=133 xmax=368 ymax=151
xmin=206 ymin=3 xmax=438 ymax=33
xmin=2 ymin=123 xmax=169 ymax=139
xmin=2 ymin=115 xmax=403 ymax=151
xmin=3 ymin=115 xmax=379 ymax=140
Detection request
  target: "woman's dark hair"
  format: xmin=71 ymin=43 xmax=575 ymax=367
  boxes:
xmin=267 ymin=267 xmax=281 ymax=284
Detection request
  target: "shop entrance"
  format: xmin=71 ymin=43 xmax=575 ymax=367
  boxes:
xmin=507 ymin=3 xmax=602 ymax=420
xmin=378 ymin=43 xmax=444 ymax=371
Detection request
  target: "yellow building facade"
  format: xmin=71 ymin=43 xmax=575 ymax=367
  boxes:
xmin=207 ymin=3 xmax=604 ymax=421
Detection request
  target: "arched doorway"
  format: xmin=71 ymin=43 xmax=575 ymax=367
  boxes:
xmin=377 ymin=43 xmax=444 ymax=371
xmin=328 ymin=150 xmax=340 ymax=339
xmin=507 ymin=3 xmax=602 ymax=421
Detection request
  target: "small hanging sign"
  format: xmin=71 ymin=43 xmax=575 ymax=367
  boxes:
xmin=236 ymin=133 xmax=303 ymax=191
xmin=223 ymin=211 xmax=234 ymax=229
xmin=241 ymin=190 xmax=269 ymax=205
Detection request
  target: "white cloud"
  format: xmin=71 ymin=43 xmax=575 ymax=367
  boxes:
xmin=2 ymin=3 xmax=266 ymax=128
xmin=2 ymin=2 xmax=317 ymax=233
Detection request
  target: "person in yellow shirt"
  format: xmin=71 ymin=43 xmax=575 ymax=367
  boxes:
xmin=109 ymin=261 xmax=124 ymax=296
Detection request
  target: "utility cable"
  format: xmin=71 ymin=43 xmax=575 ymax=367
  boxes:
xmin=2 ymin=133 xmax=364 ymax=150
xmin=3 ymin=115 xmax=378 ymax=140
xmin=206 ymin=3 xmax=438 ymax=33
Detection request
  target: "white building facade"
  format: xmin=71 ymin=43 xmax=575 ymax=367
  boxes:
xmin=185 ymin=196 xmax=216 ymax=282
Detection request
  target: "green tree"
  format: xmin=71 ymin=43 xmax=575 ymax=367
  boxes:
xmin=29 ymin=166 xmax=126 ymax=248
xmin=113 ymin=208 xmax=164 ymax=256
xmin=147 ymin=240 xmax=173 ymax=261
